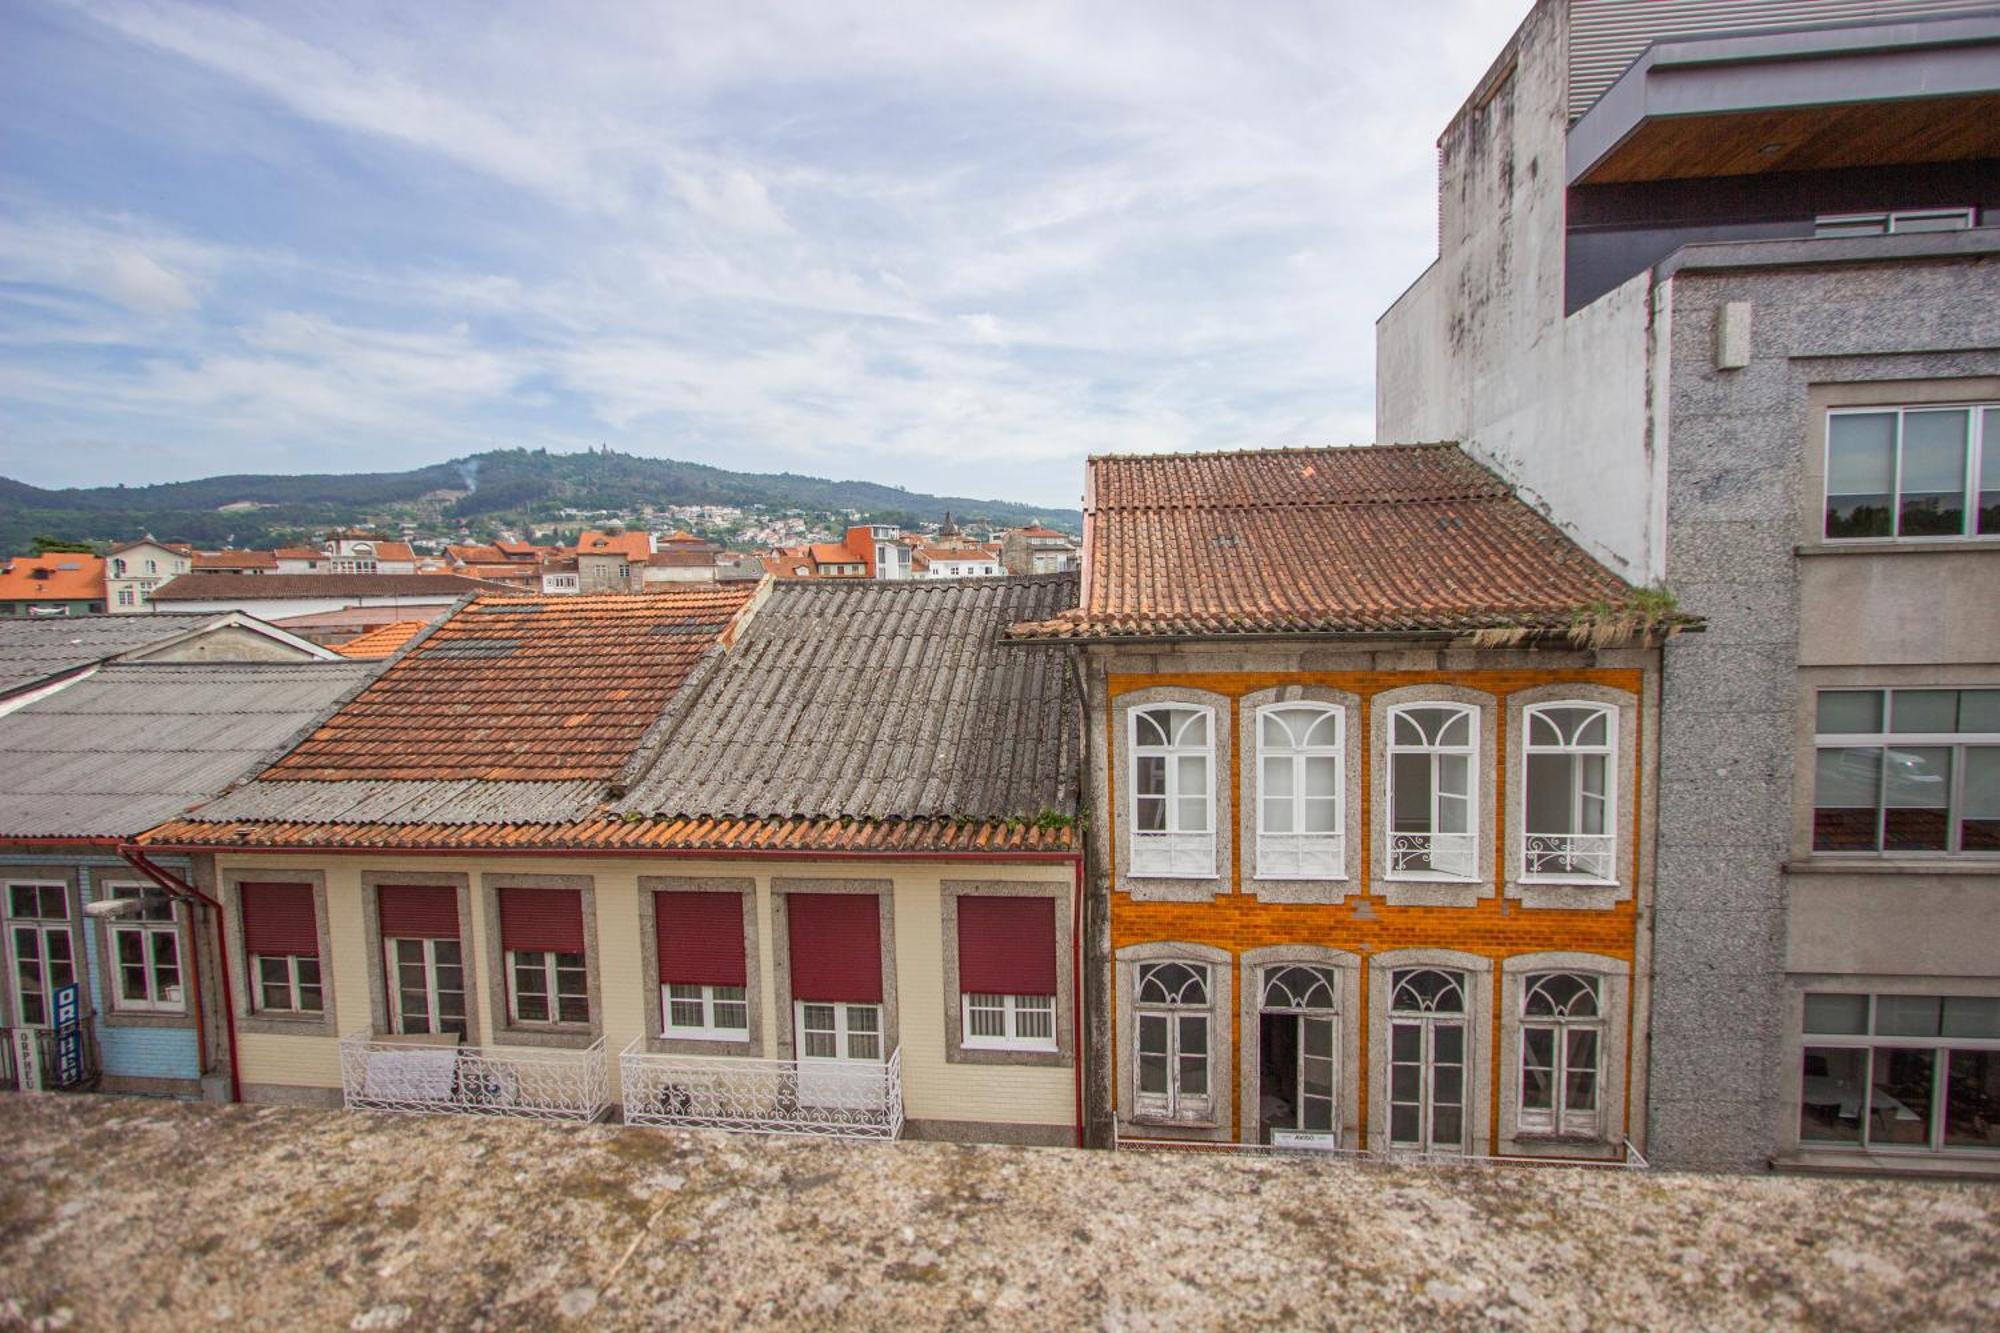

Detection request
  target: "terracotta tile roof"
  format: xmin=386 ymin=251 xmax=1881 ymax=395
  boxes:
xmin=333 ymin=620 xmax=431 ymax=660
xmin=140 ymin=814 xmax=1077 ymax=854
xmin=150 ymin=573 xmax=522 ymax=601
xmin=272 ymin=547 xmax=326 ymax=560
xmin=372 ymin=541 xmax=416 ymax=562
xmin=1005 ymin=444 xmax=1631 ymax=641
xmin=808 ymin=543 xmax=863 ymax=568
xmin=193 ymin=550 xmax=279 ymax=571
xmin=0 ymin=555 xmax=106 ymax=603
xmin=445 ymin=543 xmax=507 ymax=565
xmin=261 ymin=587 xmax=758 ymax=782
xmin=575 ymin=530 xmax=652 ymax=559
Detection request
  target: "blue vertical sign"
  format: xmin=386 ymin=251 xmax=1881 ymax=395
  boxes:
xmin=52 ymin=982 xmax=82 ymax=1088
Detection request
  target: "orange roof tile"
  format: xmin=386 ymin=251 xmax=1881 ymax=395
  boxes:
xmin=575 ymin=530 xmax=652 ymax=559
xmin=1007 ymin=444 xmax=1633 ymax=641
xmin=0 ymin=554 xmax=106 ymax=603
xmin=262 ymin=586 xmax=757 ymax=783
xmin=192 ymin=550 xmax=279 ymax=571
xmin=333 ymin=620 xmax=430 ymax=660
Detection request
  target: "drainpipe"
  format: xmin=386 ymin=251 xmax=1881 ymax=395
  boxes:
xmin=118 ymin=845 xmax=239 ymax=1104
xmin=1072 ymin=855 xmax=1085 ymax=1148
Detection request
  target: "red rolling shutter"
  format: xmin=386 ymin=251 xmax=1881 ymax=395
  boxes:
xmin=240 ymin=882 xmax=317 ymax=956
xmin=786 ymin=893 xmax=881 ymax=1002
xmin=958 ymin=896 xmax=1057 ymax=995
xmin=655 ymin=892 xmax=746 ymax=987
xmin=498 ymin=887 xmax=585 ymax=954
xmin=378 ymin=885 xmax=458 ymax=939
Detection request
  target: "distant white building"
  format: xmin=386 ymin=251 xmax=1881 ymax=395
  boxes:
xmin=106 ymin=540 xmax=193 ymax=613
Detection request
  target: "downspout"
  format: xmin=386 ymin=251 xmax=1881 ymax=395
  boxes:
xmin=119 ymin=845 xmax=240 ymax=1104
xmin=1073 ymin=854 xmax=1084 ymax=1148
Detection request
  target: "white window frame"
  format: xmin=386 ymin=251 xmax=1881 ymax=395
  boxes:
xmin=1128 ymin=704 xmax=1217 ymax=878
xmin=1811 ymin=687 xmax=2000 ymax=857
xmin=105 ymin=884 xmax=184 ymax=1014
xmin=1823 ymin=403 xmax=1998 ymax=542
xmin=6 ymin=881 xmax=76 ymax=1028
xmin=253 ymin=953 xmax=323 ymax=1014
xmin=1517 ymin=972 xmax=1604 ymax=1138
xmin=663 ymin=982 xmax=750 ymax=1042
xmin=1134 ymin=961 xmax=1212 ymax=1121
xmin=795 ymin=999 xmax=884 ymax=1063
xmin=1258 ymin=964 xmax=1340 ymax=1140
xmin=1385 ymin=703 xmax=1479 ymax=881
xmin=961 ymin=992 xmax=1057 ymax=1052
xmin=1813 ymin=207 xmax=1976 ymax=238
xmin=1387 ymin=967 xmax=1471 ymax=1154
xmin=505 ymin=949 xmax=589 ymax=1026
xmin=1520 ymin=702 xmax=1618 ymax=884
xmin=116 ymin=588 xmax=134 ymax=607
xmin=1799 ymin=991 xmax=2000 ymax=1157
xmin=386 ymin=936 xmax=467 ymax=1037
xmin=1255 ymin=703 xmax=1345 ymax=880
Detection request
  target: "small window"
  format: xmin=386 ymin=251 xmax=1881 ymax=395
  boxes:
xmin=106 ymin=885 xmax=183 ymax=1014
xmin=1519 ymin=973 xmax=1602 ymax=1137
xmin=1134 ymin=961 xmax=1211 ymax=1121
xmin=1814 ymin=208 xmax=1975 ymax=238
xmin=1522 ymin=703 xmax=1617 ymax=882
xmin=956 ymin=896 xmax=1057 ymax=1052
xmin=1256 ymin=704 xmax=1344 ymax=879
xmin=256 ymin=954 xmax=323 ymax=1013
xmin=389 ymin=937 xmax=466 ymax=1038
xmin=1799 ymin=991 xmax=2000 ymax=1155
xmin=1812 ymin=688 xmax=2000 ymax=855
xmin=963 ymin=993 xmax=1056 ymax=1049
xmin=1129 ymin=705 xmax=1216 ymax=878
xmin=1825 ymin=405 xmax=1998 ymax=540
xmin=240 ymin=882 xmax=320 ymax=1017
xmin=6 ymin=882 xmax=76 ymax=1028
xmin=509 ymin=950 xmax=588 ymax=1024
xmin=665 ymin=983 xmax=749 ymax=1040
xmin=1387 ymin=704 xmax=1478 ymax=879
xmin=656 ymin=890 xmax=748 ymax=1041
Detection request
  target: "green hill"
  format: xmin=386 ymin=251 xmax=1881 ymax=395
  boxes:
xmin=0 ymin=448 xmax=1080 ymax=554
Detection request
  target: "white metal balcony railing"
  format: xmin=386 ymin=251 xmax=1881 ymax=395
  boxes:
xmin=339 ymin=1034 xmax=611 ymax=1122
xmin=1523 ymin=833 xmax=1616 ymax=881
xmin=619 ymin=1042 xmax=904 ymax=1140
xmin=1389 ymin=831 xmax=1478 ymax=879
xmin=1256 ymin=832 xmax=1344 ymax=880
xmin=1113 ymin=1122 xmax=1650 ymax=1170
xmin=1130 ymin=831 xmax=1216 ymax=878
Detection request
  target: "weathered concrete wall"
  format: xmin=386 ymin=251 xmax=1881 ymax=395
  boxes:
xmin=127 ymin=623 xmax=321 ymax=663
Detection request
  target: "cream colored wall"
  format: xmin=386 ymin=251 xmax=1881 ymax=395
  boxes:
xmin=214 ymin=852 xmax=1076 ymax=1130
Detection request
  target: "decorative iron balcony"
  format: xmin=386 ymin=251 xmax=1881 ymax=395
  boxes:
xmin=619 ymin=1042 xmax=904 ymax=1140
xmin=339 ymin=1034 xmax=610 ymax=1122
xmin=1389 ymin=831 xmax=1477 ymax=879
xmin=1523 ymin=833 xmax=1616 ymax=881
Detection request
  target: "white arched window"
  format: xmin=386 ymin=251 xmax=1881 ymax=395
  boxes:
xmin=1522 ymin=703 xmax=1616 ymax=882
xmin=1388 ymin=968 xmax=1469 ymax=1152
xmin=1135 ymin=961 xmax=1211 ymax=1120
xmin=1387 ymin=704 xmax=1477 ymax=879
xmin=1256 ymin=704 xmax=1343 ymax=880
xmin=1519 ymin=972 xmax=1602 ymax=1136
xmin=1130 ymin=705 xmax=1215 ymax=877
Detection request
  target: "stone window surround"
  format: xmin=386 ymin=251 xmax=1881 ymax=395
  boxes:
xmin=1495 ymin=951 xmax=1631 ymax=1158
xmin=477 ymin=873 xmax=602 ymax=1049
xmin=637 ymin=876 xmax=763 ymax=1058
xmin=768 ymin=878 xmax=898 ymax=1063
xmin=1366 ymin=948 xmax=1494 ymax=1155
xmin=1503 ymin=683 xmax=1640 ymax=911
xmin=1112 ymin=684 xmax=1234 ymax=902
xmin=939 ymin=878 xmax=1074 ymax=1069
xmin=219 ymin=867 xmax=338 ymax=1037
xmin=89 ymin=872 xmax=198 ymax=1032
xmin=357 ymin=871 xmax=478 ymax=1046
xmin=1113 ymin=939 xmax=1234 ymax=1141
xmin=1370 ymin=684 xmax=1499 ymax=908
xmin=0 ymin=865 xmax=87 ymax=1031
xmin=1798 ymin=376 xmax=2000 ymax=548
xmin=1238 ymin=686 xmax=1364 ymax=904
xmin=1234 ymin=944 xmax=1362 ymax=1146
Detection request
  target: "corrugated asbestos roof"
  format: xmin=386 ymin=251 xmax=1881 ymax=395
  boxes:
xmin=0 ymin=614 xmax=234 ymax=698
xmin=141 ymin=815 xmax=1078 ymax=854
xmin=620 ymin=575 xmax=1078 ymax=823
xmin=0 ymin=662 xmax=379 ymax=838
xmin=150 ymin=573 xmax=521 ymax=601
xmin=1005 ymin=444 xmax=1632 ymax=641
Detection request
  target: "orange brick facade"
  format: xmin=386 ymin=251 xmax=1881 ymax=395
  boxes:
xmin=1104 ymin=666 xmax=1650 ymax=1154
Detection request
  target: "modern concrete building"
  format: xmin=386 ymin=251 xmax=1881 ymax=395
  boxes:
xmin=1378 ymin=1 xmax=1999 ymax=1173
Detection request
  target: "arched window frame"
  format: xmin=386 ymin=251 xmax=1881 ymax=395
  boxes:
xmin=1385 ymin=702 xmax=1480 ymax=881
xmin=1517 ymin=972 xmax=1604 ymax=1137
xmin=1520 ymin=702 xmax=1618 ymax=884
xmin=1253 ymin=702 xmax=1345 ymax=881
xmin=1134 ymin=960 xmax=1213 ymax=1122
xmin=1497 ymin=951 xmax=1629 ymax=1156
xmin=1128 ymin=703 xmax=1217 ymax=879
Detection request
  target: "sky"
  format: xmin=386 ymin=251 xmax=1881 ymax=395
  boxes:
xmin=0 ymin=1 xmax=1528 ymax=508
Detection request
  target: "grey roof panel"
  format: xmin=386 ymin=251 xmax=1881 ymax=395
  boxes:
xmin=193 ymin=779 xmax=603 ymax=825
xmin=0 ymin=613 xmax=230 ymax=698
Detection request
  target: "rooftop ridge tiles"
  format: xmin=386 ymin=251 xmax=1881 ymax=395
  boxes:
xmin=1084 ymin=440 xmax=1461 ymax=463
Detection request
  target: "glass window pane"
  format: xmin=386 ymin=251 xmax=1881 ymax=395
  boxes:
xmin=1869 ymin=1048 xmax=1935 ymax=1146
xmin=1137 ymin=1012 xmax=1168 ymax=1059
xmin=1961 ymin=748 xmax=2000 ymax=853
xmin=1525 ymin=753 xmax=1573 ymax=835
xmin=1262 ymin=795 xmax=1294 ymax=834
xmin=1944 ymin=1050 xmax=2000 ymax=1149
xmin=1891 ymin=690 xmax=1959 ymax=734
xmin=1800 ymin=1046 xmax=1866 ymax=1143
xmin=1391 ymin=752 xmax=1431 ymax=832
xmin=1303 ymin=756 xmax=1338 ymax=800
xmin=1302 ymin=797 xmax=1339 ymax=834
xmin=1826 ymin=412 xmax=1895 ymax=538
xmin=1135 ymin=795 xmax=1165 ymax=832
xmin=1433 ymin=1023 xmax=1464 ymax=1064
xmin=1179 ymin=712 xmax=1208 ymax=747
xmin=1961 ymin=691 xmax=2000 ymax=733
xmin=1134 ymin=712 xmax=1166 ymax=747
xmin=1813 ymin=748 xmax=1881 ymax=851
xmin=1874 ymin=994 xmax=1942 ymax=1037
xmin=1262 ymin=756 xmax=1294 ymax=799
xmin=1981 ymin=408 xmax=2000 ymax=535
xmin=1304 ymin=711 xmax=1339 ymax=747
xmin=1882 ymin=746 xmax=1951 ymax=851
xmin=1816 ymin=690 xmax=1883 ymax=735
xmin=1898 ymin=410 xmax=1969 ymax=536
xmin=1942 ymin=996 xmax=2000 ymax=1039
xmin=1804 ymin=993 xmax=1869 ymax=1035
xmin=1135 ymin=755 xmax=1165 ymax=798
xmin=1176 ymin=796 xmax=1209 ymax=834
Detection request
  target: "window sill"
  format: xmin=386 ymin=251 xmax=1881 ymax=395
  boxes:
xmin=495 ymin=1024 xmax=598 ymax=1050
xmin=1773 ymin=1148 xmax=2000 ymax=1179
xmin=963 ymin=1038 xmax=1059 ymax=1054
xmin=1785 ymin=858 xmax=2000 ymax=877
xmin=1517 ymin=876 xmax=1620 ymax=888
xmin=1796 ymin=537 xmax=2000 ymax=557
xmin=662 ymin=1028 xmax=750 ymax=1044
xmin=1128 ymin=1113 xmax=1218 ymax=1131
xmin=100 ymin=1008 xmax=195 ymax=1031
xmin=1382 ymin=872 xmax=1480 ymax=884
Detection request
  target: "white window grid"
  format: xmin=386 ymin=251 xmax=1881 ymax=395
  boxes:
xmin=506 ymin=949 xmax=589 ymax=1026
xmin=1388 ymin=968 xmax=1470 ymax=1153
xmin=1518 ymin=973 xmax=1603 ymax=1137
xmin=1521 ymin=702 xmax=1617 ymax=883
xmin=105 ymin=883 xmax=183 ymax=1014
xmin=1134 ymin=961 xmax=1211 ymax=1121
xmin=962 ymin=992 xmax=1056 ymax=1051
xmin=1800 ymin=992 xmax=2000 ymax=1156
xmin=387 ymin=937 xmax=466 ymax=1038
xmin=254 ymin=953 xmax=323 ymax=1014
xmin=664 ymin=982 xmax=749 ymax=1041
xmin=1255 ymin=703 xmax=1345 ymax=880
xmin=1129 ymin=704 xmax=1217 ymax=878
xmin=1823 ymin=403 xmax=1999 ymax=542
xmin=1386 ymin=703 xmax=1479 ymax=880
xmin=1812 ymin=687 xmax=2000 ymax=857
xmin=6 ymin=882 xmax=76 ymax=1029
xmin=797 ymin=1001 xmax=883 ymax=1062
xmin=1261 ymin=965 xmax=1339 ymax=1137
